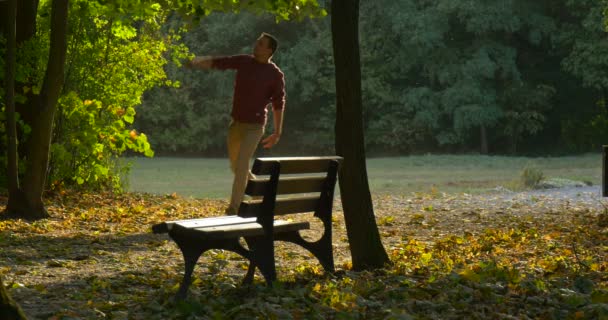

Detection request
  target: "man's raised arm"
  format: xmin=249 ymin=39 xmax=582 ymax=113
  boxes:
xmin=185 ymin=56 xmax=213 ymax=70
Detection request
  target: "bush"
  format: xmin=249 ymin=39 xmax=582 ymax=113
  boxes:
xmin=520 ymin=164 xmax=545 ymax=189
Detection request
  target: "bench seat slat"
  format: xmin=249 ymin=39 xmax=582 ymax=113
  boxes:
xmin=239 ymin=196 xmax=319 ymax=217
xmin=175 ymin=216 xmax=257 ymax=229
xmin=245 ymin=176 xmax=326 ymax=196
xmin=152 ymin=216 xmax=256 ymax=234
xmin=171 ymin=220 xmax=310 ymax=240
xmin=252 ymin=156 xmax=342 ymax=175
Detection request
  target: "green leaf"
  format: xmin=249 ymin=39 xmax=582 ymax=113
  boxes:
xmin=123 ymin=107 xmax=136 ymax=124
xmin=591 ymin=290 xmax=608 ymax=303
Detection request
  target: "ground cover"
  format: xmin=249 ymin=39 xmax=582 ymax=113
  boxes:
xmin=1 ymin=187 xmax=607 ymax=319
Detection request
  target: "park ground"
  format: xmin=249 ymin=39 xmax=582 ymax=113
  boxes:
xmin=1 ymin=154 xmax=607 ymax=319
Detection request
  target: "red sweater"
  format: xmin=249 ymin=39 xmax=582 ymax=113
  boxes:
xmin=212 ymin=55 xmax=285 ymax=125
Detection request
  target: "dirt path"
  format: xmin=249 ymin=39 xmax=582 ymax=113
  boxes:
xmin=517 ymin=185 xmax=602 ymax=200
xmin=486 ymin=185 xmax=605 ymax=210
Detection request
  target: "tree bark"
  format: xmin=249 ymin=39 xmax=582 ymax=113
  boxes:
xmin=330 ymin=0 xmax=390 ymax=270
xmin=2 ymin=0 xmax=29 ymax=220
xmin=1 ymin=4 xmax=28 ymax=304
xmin=0 ymin=1 xmax=5 ymax=41
xmin=5 ymin=0 xmax=70 ymax=219
xmin=509 ymin=134 xmax=517 ymax=155
xmin=16 ymin=0 xmax=38 ymax=44
xmin=4 ymin=0 xmax=20 ymax=193
xmin=14 ymin=0 xmax=39 ymax=139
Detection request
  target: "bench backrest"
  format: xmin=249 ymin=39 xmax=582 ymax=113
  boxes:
xmin=237 ymin=156 xmax=342 ymax=231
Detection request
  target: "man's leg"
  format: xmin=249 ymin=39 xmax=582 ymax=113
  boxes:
xmin=225 ymin=120 xmax=240 ymax=214
xmin=227 ymin=122 xmax=264 ymax=214
xmin=228 ymin=122 xmax=256 ymax=178
xmin=227 ymin=120 xmax=240 ymax=174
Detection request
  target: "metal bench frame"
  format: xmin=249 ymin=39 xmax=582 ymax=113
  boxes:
xmin=152 ymin=156 xmax=341 ymax=300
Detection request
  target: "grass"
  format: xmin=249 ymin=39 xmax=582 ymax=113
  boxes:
xmin=125 ymin=157 xmax=232 ymax=198
xmin=125 ymin=153 xmax=602 ymax=198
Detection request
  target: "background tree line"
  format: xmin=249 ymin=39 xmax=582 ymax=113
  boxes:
xmin=2 ymin=0 xmax=608 ymax=193
xmin=138 ymin=0 xmax=608 ymax=156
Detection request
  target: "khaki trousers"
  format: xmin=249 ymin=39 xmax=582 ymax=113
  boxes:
xmin=226 ymin=120 xmax=265 ymax=214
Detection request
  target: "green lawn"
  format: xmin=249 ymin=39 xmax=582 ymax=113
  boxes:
xmin=125 ymin=153 xmax=602 ymax=198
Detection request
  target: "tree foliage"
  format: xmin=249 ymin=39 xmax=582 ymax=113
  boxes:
xmin=44 ymin=0 xmax=192 ymax=190
xmin=0 ymin=0 xmax=327 ymax=199
xmin=136 ymin=0 xmax=608 ymax=156
xmin=3 ymin=0 xmax=608 ymax=197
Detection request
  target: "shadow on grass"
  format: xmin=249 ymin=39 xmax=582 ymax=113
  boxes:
xmin=0 ymin=231 xmax=166 ymax=265
xmin=1 ymin=202 xmax=606 ymax=319
xmin=6 ymin=258 xmax=608 ymax=320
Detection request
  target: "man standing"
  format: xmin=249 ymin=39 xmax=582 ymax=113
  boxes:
xmin=186 ymin=33 xmax=285 ymax=214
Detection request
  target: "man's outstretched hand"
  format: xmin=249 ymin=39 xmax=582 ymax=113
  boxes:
xmin=184 ymin=56 xmax=213 ymax=70
xmin=261 ymin=133 xmax=280 ymax=149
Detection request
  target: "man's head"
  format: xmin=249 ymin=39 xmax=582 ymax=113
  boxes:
xmin=253 ymin=32 xmax=278 ymax=61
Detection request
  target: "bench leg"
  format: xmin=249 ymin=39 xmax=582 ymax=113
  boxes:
xmin=173 ymin=238 xmax=206 ymax=301
xmin=242 ymin=262 xmax=256 ymax=285
xmin=246 ymin=236 xmax=276 ymax=286
xmin=242 ymin=237 xmax=257 ymax=285
xmin=171 ymin=234 xmax=256 ymax=300
xmin=274 ymin=231 xmax=335 ymax=273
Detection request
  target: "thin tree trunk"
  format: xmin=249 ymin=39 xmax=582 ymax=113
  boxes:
xmin=0 ymin=1 xmax=4 ymax=35
xmin=16 ymin=0 xmax=38 ymax=44
xmin=14 ymin=0 xmax=39 ymax=140
xmin=0 ymin=3 xmax=28 ymax=318
xmin=3 ymin=0 xmax=19 ymax=193
xmin=480 ymin=125 xmax=488 ymax=154
xmin=2 ymin=0 xmax=29 ymax=220
xmin=331 ymin=0 xmax=389 ymax=270
xmin=510 ymin=134 xmax=517 ymax=155
xmin=6 ymin=0 xmax=70 ymax=219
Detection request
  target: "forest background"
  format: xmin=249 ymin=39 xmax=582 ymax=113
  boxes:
xmin=137 ymin=0 xmax=608 ymax=157
xmin=2 ymin=0 xmax=608 ymax=191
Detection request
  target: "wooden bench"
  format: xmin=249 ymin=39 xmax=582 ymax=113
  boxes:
xmin=152 ymin=156 xmax=342 ymax=299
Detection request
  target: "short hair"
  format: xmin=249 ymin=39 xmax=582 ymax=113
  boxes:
xmin=261 ymin=32 xmax=278 ymax=54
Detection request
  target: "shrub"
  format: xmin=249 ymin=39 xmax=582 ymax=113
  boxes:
xmin=520 ymin=164 xmax=545 ymax=189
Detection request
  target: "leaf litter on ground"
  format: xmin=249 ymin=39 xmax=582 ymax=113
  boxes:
xmin=0 ymin=188 xmax=607 ymax=319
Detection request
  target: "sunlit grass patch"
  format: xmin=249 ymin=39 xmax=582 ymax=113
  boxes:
xmin=126 ymin=153 xmax=602 ymax=197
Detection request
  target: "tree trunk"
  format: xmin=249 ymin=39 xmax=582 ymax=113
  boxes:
xmin=509 ymin=134 xmax=517 ymax=155
xmin=16 ymin=0 xmax=38 ymax=44
xmin=0 ymin=2 xmax=4 ymax=35
xmin=3 ymin=0 xmax=19 ymax=194
xmin=480 ymin=125 xmax=488 ymax=154
xmin=330 ymin=0 xmax=389 ymax=270
xmin=11 ymin=0 xmax=38 ymax=165
xmin=1 ymin=0 xmax=29 ymax=220
xmin=0 ymin=4 xmax=28 ymax=306
xmin=0 ymin=276 xmax=27 ymax=320
xmin=5 ymin=0 xmax=70 ymax=220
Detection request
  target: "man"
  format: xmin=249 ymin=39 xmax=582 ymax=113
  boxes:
xmin=186 ymin=33 xmax=285 ymax=214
